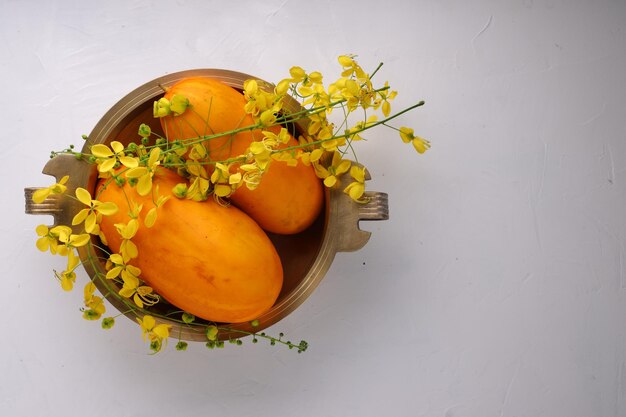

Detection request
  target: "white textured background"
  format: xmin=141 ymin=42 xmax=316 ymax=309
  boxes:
xmin=2 ymin=0 xmax=626 ymax=416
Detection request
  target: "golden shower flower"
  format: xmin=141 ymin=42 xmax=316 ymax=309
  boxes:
xmin=314 ymin=151 xmax=351 ymax=188
xmin=31 ymin=175 xmax=69 ymax=204
xmin=90 ymin=141 xmax=139 ymax=173
xmin=124 ymin=147 xmax=162 ymax=196
xmin=343 ymin=165 xmax=368 ymax=203
xmin=72 ymin=187 xmax=119 ymax=234
xmin=119 ymin=274 xmax=159 ymax=309
xmin=56 ymin=249 xmax=80 ymax=291
xmin=399 ymin=127 xmax=431 ymax=154
xmin=83 ymin=282 xmax=106 ymax=320
xmin=137 ymin=315 xmax=171 ymax=353
xmin=114 ymin=219 xmax=139 ymax=262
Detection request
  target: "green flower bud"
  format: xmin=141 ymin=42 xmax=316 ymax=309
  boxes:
xmin=101 ymin=317 xmax=115 ymax=329
xmin=172 ymin=183 xmax=188 ymax=198
xmin=182 ymin=312 xmax=195 ymax=324
xmin=153 ymin=97 xmax=171 ymax=118
xmin=170 ymin=94 xmax=190 ymax=116
xmin=206 ymin=325 xmax=218 ymax=341
xmin=138 ymin=123 xmax=152 ymax=138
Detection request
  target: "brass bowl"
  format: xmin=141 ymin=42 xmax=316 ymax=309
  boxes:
xmin=24 ymin=69 xmax=389 ymax=342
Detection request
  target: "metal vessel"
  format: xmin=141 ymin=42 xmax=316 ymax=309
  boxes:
xmin=24 ymin=69 xmax=389 ymax=341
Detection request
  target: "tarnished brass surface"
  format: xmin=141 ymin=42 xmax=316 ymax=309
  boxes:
xmin=25 ymin=69 xmax=389 ymax=341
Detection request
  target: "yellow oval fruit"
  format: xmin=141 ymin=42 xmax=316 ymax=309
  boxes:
xmin=97 ymin=167 xmax=283 ymax=323
xmin=160 ymin=76 xmax=324 ymax=235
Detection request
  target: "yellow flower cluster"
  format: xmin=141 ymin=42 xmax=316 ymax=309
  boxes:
xmin=33 ymin=169 xmax=167 ymax=342
xmin=238 ymin=54 xmax=428 ymax=203
xmin=33 ymin=54 xmax=429 ymax=353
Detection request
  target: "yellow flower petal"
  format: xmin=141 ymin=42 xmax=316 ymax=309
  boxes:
xmin=125 ymin=167 xmax=148 ymax=179
xmin=289 ymin=66 xmax=306 ymax=82
xmin=32 ymin=188 xmax=51 ymax=204
xmin=121 ymin=240 xmax=138 ymax=259
xmin=36 ymin=224 xmax=48 ymax=236
xmin=36 ymin=237 xmax=49 ymax=252
xmin=67 ymin=250 xmax=80 ymax=270
xmin=127 ymin=265 xmax=141 ymax=277
xmin=229 ymin=172 xmax=242 ymax=185
xmin=350 ymin=165 xmax=366 ymax=183
xmin=61 ymin=273 xmax=75 ymax=291
xmin=399 ymin=127 xmax=414 ymax=143
xmin=338 ymin=55 xmax=354 ymax=67
xmin=98 ymin=158 xmax=116 ymax=173
xmin=75 ymin=188 xmax=93 ymax=206
xmin=249 ymin=141 xmax=267 ymax=155
xmin=297 ymin=85 xmax=314 ymax=97
xmin=98 ymin=230 xmax=108 ymax=246
xmin=106 ymin=266 xmax=122 ymax=279
xmin=72 ymin=209 xmax=89 ymax=226
xmin=70 ymin=233 xmax=91 ymax=247
xmin=84 ymin=212 xmax=97 ymax=234
xmin=310 ymin=148 xmax=324 ymax=162
xmin=275 ymin=78 xmax=290 ymax=95
xmin=133 ymin=293 xmax=144 ymax=308
xmin=90 ymin=144 xmax=114 ymax=158
xmin=148 ymin=147 xmax=161 ymax=167
xmin=136 ymin=174 xmax=153 ymax=196
xmin=125 ymin=219 xmax=139 ymax=239
xmin=412 ymin=137 xmax=431 ymax=154
xmin=323 ymin=176 xmax=337 ymax=188
xmin=136 ymin=286 xmax=153 ymax=297
xmin=335 ymin=159 xmax=351 ymax=176
xmin=122 ymin=272 xmax=139 ymax=289
xmin=141 ymin=315 xmax=156 ymax=332
xmin=344 ymin=182 xmax=365 ymax=201
xmin=95 ymin=201 xmax=118 ymax=216
xmin=382 ymin=100 xmax=391 ymax=117
xmin=110 ymin=141 xmax=125 ymax=154
xmin=119 ymin=286 xmax=135 ymax=298
xmin=119 ymin=156 xmax=139 ymax=168
xmin=244 ymin=79 xmax=258 ymax=96
xmin=84 ymin=281 xmax=96 ymax=298
xmin=109 ymin=253 xmax=124 ymax=265
xmin=153 ymin=323 xmax=170 ymax=339
xmin=214 ymin=184 xmax=232 ymax=197
xmin=144 ymin=207 xmax=157 ymax=228
xmin=51 ymin=225 xmax=72 ymax=243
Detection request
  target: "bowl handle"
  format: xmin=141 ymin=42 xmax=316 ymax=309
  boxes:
xmin=334 ymin=190 xmax=389 ymax=253
xmin=24 ymin=187 xmax=65 ymax=224
xmin=24 ymin=155 xmax=87 ymax=226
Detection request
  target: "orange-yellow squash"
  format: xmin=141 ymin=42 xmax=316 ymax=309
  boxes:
xmin=160 ymin=77 xmax=324 ymax=235
xmin=97 ymin=167 xmax=283 ymax=323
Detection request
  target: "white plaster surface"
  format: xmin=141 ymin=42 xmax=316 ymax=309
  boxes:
xmin=2 ymin=0 xmax=626 ymax=416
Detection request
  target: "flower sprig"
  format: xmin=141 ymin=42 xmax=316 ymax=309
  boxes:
xmin=33 ymin=55 xmax=429 ymax=354
xmin=151 ymin=55 xmax=428 ymax=203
